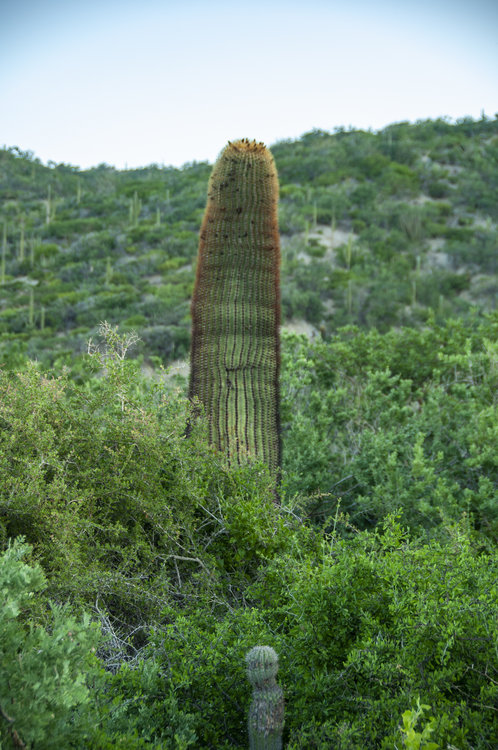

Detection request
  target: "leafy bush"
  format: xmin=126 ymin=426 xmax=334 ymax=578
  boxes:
xmin=392 ymin=699 xmax=440 ymax=750
xmin=280 ymin=315 xmax=498 ymax=540
xmin=253 ymin=515 xmax=497 ymax=749
xmin=92 ymin=660 xmax=197 ymax=749
xmin=140 ymin=515 xmax=497 ymax=749
xmin=0 ymin=324 xmax=289 ymax=622
xmin=0 ymin=318 xmax=496 ymax=748
xmin=0 ymin=539 xmax=100 ymax=749
xmin=0 ymin=538 xmax=201 ymax=749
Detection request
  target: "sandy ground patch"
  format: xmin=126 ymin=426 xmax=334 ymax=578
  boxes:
xmin=282 ymin=319 xmax=320 ymax=338
xmin=292 ymin=224 xmax=357 ymax=265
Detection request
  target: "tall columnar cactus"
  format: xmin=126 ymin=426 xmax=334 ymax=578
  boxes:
xmin=189 ymin=139 xmax=281 ymax=476
xmin=246 ymin=646 xmax=284 ymax=750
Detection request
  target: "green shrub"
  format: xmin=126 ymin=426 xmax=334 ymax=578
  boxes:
xmin=427 ymin=181 xmax=448 ymax=199
xmin=0 ymin=538 xmax=200 ymax=749
xmin=93 ymin=660 xmax=197 ymax=749
xmin=142 ymin=515 xmax=496 ymax=749
xmin=389 ymin=699 xmax=440 ymax=750
xmin=280 ymin=316 xmax=498 ymax=539
xmin=254 ymin=515 xmax=497 ymax=749
xmin=0 ymin=539 xmax=100 ymax=749
xmin=0 ymin=324 xmax=290 ymax=621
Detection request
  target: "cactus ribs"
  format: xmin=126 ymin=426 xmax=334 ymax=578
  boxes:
xmin=189 ymin=140 xmax=281 ymax=478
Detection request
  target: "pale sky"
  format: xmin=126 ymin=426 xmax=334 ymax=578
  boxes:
xmin=1 ymin=0 xmax=497 ymax=169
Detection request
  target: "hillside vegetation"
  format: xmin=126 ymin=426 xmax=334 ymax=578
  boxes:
xmin=0 ymin=118 xmax=497 ymax=749
xmin=1 ymin=116 xmax=497 ymax=371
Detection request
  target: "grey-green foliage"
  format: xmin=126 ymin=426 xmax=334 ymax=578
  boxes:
xmin=246 ymin=646 xmax=284 ymax=750
xmin=0 ymin=538 xmax=101 ymax=749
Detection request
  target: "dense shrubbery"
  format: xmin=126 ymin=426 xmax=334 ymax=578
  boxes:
xmin=2 ymin=520 xmax=496 ymax=748
xmin=0 ymin=539 xmax=100 ymax=749
xmin=0 ymin=325 xmax=285 ymax=623
xmin=0 ymin=322 xmax=497 ymax=748
xmin=0 ymin=539 xmax=198 ymax=749
xmin=281 ymin=313 xmax=498 ymax=542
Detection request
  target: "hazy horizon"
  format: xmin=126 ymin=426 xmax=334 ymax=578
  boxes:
xmin=1 ymin=0 xmax=497 ymax=170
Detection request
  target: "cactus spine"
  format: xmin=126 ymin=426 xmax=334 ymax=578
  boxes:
xmin=246 ymin=646 xmax=284 ymax=750
xmin=189 ymin=139 xmax=281 ymax=476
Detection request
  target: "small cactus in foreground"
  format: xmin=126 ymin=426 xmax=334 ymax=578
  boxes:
xmin=246 ymin=646 xmax=284 ymax=750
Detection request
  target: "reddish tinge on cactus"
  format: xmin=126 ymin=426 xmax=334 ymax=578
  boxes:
xmin=189 ymin=139 xmax=281 ymax=477
xmin=246 ymin=645 xmax=284 ymax=750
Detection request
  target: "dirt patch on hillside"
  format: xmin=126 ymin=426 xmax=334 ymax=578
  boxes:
xmin=283 ymin=319 xmax=320 ymax=339
xmin=293 ymin=224 xmax=358 ymax=266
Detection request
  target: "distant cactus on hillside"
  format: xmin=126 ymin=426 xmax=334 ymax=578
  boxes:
xmin=129 ymin=191 xmax=142 ymax=227
xmin=189 ymin=139 xmax=281 ymax=478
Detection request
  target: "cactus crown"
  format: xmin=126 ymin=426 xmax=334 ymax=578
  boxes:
xmin=246 ymin=645 xmax=279 ymax=686
xmin=226 ymin=138 xmax=267 ymax=154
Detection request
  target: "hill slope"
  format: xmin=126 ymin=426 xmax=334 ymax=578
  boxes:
xmin=1 ymin=116 xmax=497 ymax=373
